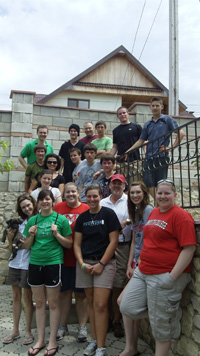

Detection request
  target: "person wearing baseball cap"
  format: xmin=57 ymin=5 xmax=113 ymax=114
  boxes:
xmin=59 ymin=124 xmax=85 ymax=183
xmin=110 ymin=174 xmax=126 ymax=183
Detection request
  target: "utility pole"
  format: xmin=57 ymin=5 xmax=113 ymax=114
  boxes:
xmin=169 ymin=0 xmax=179 ymax=115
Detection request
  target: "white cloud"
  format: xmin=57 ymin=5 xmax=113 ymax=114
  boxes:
xmin=0 ymin=0 xmax=199 ymax=115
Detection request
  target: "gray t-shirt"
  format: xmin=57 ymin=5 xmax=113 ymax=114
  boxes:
xmin=77 ymin=160 xmax=102 ymax=202
xmin=131 ymin=204 xmax=153 ymax=262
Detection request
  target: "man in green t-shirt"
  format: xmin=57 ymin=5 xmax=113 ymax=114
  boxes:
xmin=91 ymin=120 xmax=113 ymax=158
xmin=18 ymin=125 xmax=53 ymax=169
xmin=25 ymin=144 xmax=46 ymax=192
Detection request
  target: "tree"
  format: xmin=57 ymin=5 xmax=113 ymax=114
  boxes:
xmin=0 ymin=141 xmax=14 ymax=174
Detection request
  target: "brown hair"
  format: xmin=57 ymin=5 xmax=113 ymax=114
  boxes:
xmin=150 ymin=97 xmax=163 ymax=105
xmin=100 ymin=153 xmax=115 ymax=165
xmin=128 ymin=181 xmax=150 ymax=222
xmin=33 ymin=143 xmax=47 ymax=153
xmin=85 ymin=184 xmax=102 ymax=196
xmin=16 ymin=194 xmax=38 ymax=220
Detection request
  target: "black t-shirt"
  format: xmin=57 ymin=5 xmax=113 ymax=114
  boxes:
xmin=59 ymin=141 xmax=85 ymax=183
xmin=113 ymin=123 xmax=142 ymax=161
xmin=75 ymin=206 xmax=121 ymax=259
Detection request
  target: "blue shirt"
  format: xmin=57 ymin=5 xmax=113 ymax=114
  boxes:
xmin=140 ymin=115 xmax=179 ymax=157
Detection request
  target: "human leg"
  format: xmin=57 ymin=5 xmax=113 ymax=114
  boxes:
xmin=23 ymin=287 xmax=34 ymax=337
xmin=45 ymin=284 xmax=61 ymax=352
xmin=75 ymin=291 xmax=88 ymax=342
xmin=28 ymin=285 xmax=46 ymax=354
xmin=3 ymin=285 xmax=21 ymax=342
xmin=155 ymin=340 xmax=171 ymax=356
xmin=118 ymin=284 xmax=140 ymax=356
xmin=93 ymin=287 xmax=111 ymax=348
xmin=84 ymin=287 xmax=96 ymax=340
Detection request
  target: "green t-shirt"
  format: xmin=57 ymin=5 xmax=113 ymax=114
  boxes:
xmin=20 ymin=139 xmax=54 ymax=164
xmin=91 ymin=136 xmax=113 ymax=151
xmin=23 ymin=211 xmax=72 ymax=265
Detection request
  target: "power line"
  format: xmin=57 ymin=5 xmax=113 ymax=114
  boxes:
xmin=139 ymin=0 xmax=163 ymax=60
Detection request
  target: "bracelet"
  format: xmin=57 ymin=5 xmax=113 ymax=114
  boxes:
xmin=99 ymin=260 xmax=105 ymax=267
xmin=81 ymin=263 xmax=85 ymax=271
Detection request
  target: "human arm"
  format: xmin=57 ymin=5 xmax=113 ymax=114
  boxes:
xmin=18 ymin=155 xmax=27 ymax=169
xmin=58 ymin=183 xmax=65 ymax=197
xmin=159 ymin=128 xmax=185 ymax=152
xmin=96 ymin=149 xmax=112 ymax=158
xmin=125 ymin=139 xmax=145 ymax=154
xmin=51 ymin=224 xmax=72 ymax=248
xmin=74 ymin=231 xmax=94 ymax=274
xmin=25 ymin=175 xmax=30 ymax=193
xmin=28 ymin=178 xmax=38 ymax=194
xmin=21 ymin=225 xmax=37 ymax=249
xmin=169 ymin=244 xmax=196 ymax=281
xmin=110 ymin=143 xmax=118 ymax=156
xmin=126 ymin=231 xmax=136 ymax=279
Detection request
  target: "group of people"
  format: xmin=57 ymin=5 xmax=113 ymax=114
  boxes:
xmin=3 ymin=98 xmax=197 ymax=356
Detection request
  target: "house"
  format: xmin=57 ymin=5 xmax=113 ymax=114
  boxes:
xmin=36 ymin=45 xmax=186 ymax=114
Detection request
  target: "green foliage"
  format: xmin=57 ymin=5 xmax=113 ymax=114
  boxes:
xmin=0 ymin=141 xmax=14 ymax=174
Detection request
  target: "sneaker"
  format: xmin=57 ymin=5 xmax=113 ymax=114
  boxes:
xmin=77 ymin=326 xmax=87 ymax=342
xmin=83 ymin=339 xmax=97 ymax=356
xmin=113 ymin=321 xmax=124 ymax=338
xmin=56 ymin=325 xmax=69 ymax=341
xmin=95 ymin=347 xmax=106 ymax=356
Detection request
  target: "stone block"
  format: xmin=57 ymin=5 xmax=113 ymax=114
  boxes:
xmin=0 ymin=112 xmax=12 ymax=123
xmin=11 ymin=122 xmax=32 ymax=133
xmin=0 ymin=259 xmax=9 ymax=277
xmin=12 ymin=103 xmax=33 ymax=114
xmin=60 ymin=131 xmax=70 ymax=141
xmin=33 ymin=106 xmax=41 ymax=115
xmin=0 ymin=246 xmax=10 ymax=260
xmin=193 ymin=257 xmax=200 ymax=271
xmin=51 ymin=140 xmax=62 ymax=150
xmin=181 ymin=305 xmax=194 ymax=337
xmin=194 ymin=315 xmax=200 ymax=329
xmin=33 ymin=115 xmax=52 ymax=126
xmin=8 ymin=181 xmax=21 ymax=192
xmin=79 ymin=110 xmax=98 ymax=121
xmin=192 ymin=328 xmax=200 ymax=344
xmin=9 ymin=170 xmax=24 ymax=182
xmin=52 ymin=117 xmax=72 ymax=128
xmin=177 ymin=335 xmax=199 ymax=356
xmin=47 ymin=129 xmax=59 ymax=140
xmin=61 ymin=109 xmax=79 ymax=119
xmin=41 ymin=106 xmax=60 ymax=117
xmin=0 ymin=122 xmax=11 ymax=133
xmin=0 ymin=276 xmax=5 ymax=285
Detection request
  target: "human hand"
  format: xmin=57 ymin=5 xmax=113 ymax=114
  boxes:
xmin=126 ymin=266 xmax=134 ymax=279
xmin=93 ymin=171 xmax=101 ymax=180
xmin=159 ymin=145 xmax=171 ymax=153
xmin=28 ymin=225 xmax=37 ymax=237
xmin=7 ymin=228 xmax=15 ymax=242
xmin=91 ymin=263 xmax=104 ymax=275
xmin=51 ymin=224 xmax=58 ymax=237
xmin=84 ymin=264 xmax=94 ymax=274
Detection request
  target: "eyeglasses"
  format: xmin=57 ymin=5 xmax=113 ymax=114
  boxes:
xmin=156 ymin=179 xmax=175 ymax=187
xmin=47 ymin=161 xmax=57 ymax=165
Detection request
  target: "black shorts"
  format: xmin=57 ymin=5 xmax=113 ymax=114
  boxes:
xmin=28 ymin=264 xmax=62 ymax=288
xmin=61 ymin=266 xmax=84 ymax=293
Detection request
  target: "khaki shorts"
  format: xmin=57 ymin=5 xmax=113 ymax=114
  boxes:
xmin=113 ymin=243 xmax=130 ymax=288
xmin=120 ymin=268 xmax=191 ymax=341
xmin=6 ymin=267 xmax=30 ymax=289
xmin=76 ymin=259 xmax=116 ymax=289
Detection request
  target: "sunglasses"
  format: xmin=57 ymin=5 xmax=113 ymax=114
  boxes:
xmin=156 ymin=179 xmax=175 ymax=187
xmin=47 ymin=161 xmax=57 ymax=165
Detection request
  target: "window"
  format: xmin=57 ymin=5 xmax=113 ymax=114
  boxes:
xmin=68 ymin=99 xmax=90 ymax=109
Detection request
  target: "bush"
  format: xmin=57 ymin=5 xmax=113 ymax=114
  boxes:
xmin=0 ymin=141 xmax=14 ymax=174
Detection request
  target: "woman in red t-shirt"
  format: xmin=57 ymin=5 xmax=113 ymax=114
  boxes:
xmin=120 ymin=180 xmax=196 ymax=356
xmin=53 ymin=182 xmax=89 ymax=342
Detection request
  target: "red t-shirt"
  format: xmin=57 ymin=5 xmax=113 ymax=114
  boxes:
xmin=53 ymin=202 xmax=89 ymax=266
xmin=139 ymin=205 xmax=196 ymax=275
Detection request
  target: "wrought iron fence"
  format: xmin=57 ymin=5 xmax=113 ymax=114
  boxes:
xmin=117 ymin=117 xmax=200 ymax=208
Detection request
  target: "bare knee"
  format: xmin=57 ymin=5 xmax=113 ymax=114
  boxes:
xmin=94 ymin=300 xmax=107 ymax=314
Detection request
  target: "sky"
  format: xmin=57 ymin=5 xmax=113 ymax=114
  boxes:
xmin=0 ymin=0 xmax=200 ymax=116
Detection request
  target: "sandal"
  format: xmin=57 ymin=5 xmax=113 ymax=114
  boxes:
xmin=44 ymin=346 xmax=59 ymax=356
xmin=3 ymin=334 xmax=20 ymax=344
xmin=28 ymin=345 xmax=46 ymax=355
xmin=23 ymin=334 xmax=34 ymax=345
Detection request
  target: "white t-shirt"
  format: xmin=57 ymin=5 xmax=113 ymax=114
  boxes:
xmin=31 ymin=187 xmax=61 ymax=203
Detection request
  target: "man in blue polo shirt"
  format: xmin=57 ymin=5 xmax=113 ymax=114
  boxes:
xmin=18 ymin=125 xmax=53 ymax=169
xmin=126 ymin=97 xmax=185 ymax=197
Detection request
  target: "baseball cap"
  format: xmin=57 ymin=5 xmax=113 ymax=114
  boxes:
xmin=111 ymin=174 xmax=126 ymax=183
